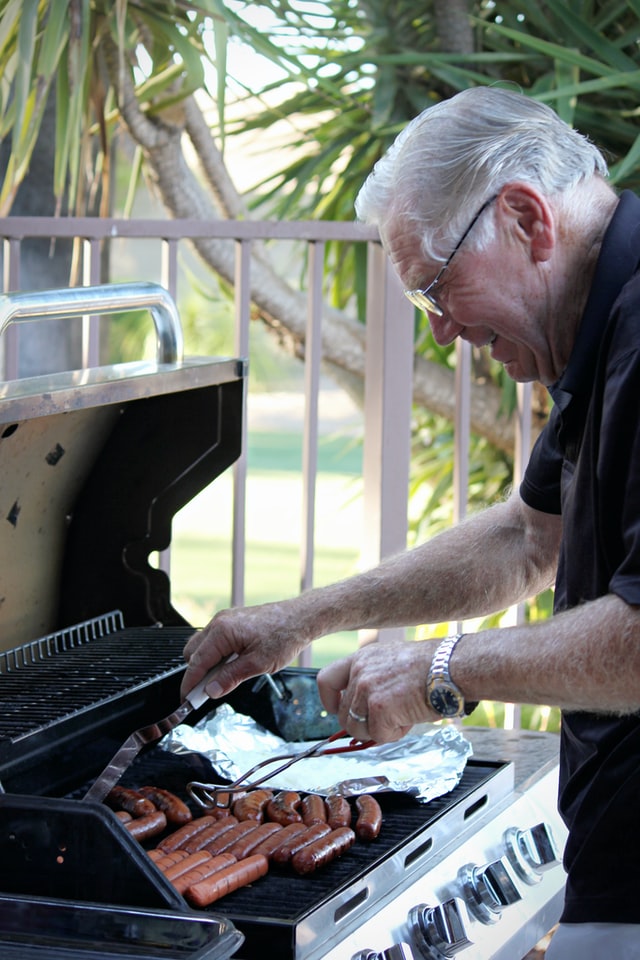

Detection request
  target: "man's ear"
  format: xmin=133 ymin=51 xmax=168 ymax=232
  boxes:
xmin=498 ymin=183 xmax=554 ymax=262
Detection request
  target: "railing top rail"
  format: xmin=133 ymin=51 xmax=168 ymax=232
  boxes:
xmin=0 ymin=217 xmax=380 ymax=243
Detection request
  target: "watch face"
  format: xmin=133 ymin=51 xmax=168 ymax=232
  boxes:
xmin=429 ymin=684 xmax=463 ymax=718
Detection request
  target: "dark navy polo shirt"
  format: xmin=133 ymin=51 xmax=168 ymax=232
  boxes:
xmin=520 ymin=190 xmax=640 ymax=923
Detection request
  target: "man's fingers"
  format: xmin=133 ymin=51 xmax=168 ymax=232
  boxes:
xmin=317 ymin=657 xmax=352 ymax=713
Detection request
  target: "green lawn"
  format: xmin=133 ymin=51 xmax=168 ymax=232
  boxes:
xmin=170 ymin=429 xmax=364 ymax=669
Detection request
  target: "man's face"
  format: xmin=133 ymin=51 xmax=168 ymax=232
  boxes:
xmin=386 ymin=187 xmax=565 ymax=386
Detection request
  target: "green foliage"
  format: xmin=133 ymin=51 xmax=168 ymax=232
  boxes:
xmin=0 ymin=0 xmax=220 ymax=215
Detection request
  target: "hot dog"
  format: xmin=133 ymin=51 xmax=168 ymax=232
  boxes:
xmin=324 ymin=795 xmax=351 ymax=830
xmin=354 ymin=794 xmax=383 ymax=841
xmin=271 ymin=822 xmax=332 ymax=866
xmin=233 ymin=788 xmax=273 ymax=822
xmin=105 ymin=786 xmax=157 ymax=818
xmin=250 ymin=822 xmax=307 ymax=860
xmin=265 ymin=791 xmax=302 ymax=826
xmin=125 ymin=810 xmax=167 ymax=841
xmin=210 ymin=791 xmax=244 ymax=817
xmin=137 ymin=786 xmax=193 ymax=825
xmin=186 ymin=854 xmax=269 ymax=907
xmin=157 ymin=816 xmax=215 ymax=852
xmin=172 ymin=852 xmax=238 ymax=895
xmin=203 ymin=820 xmax=261 ymax=855
xmin=163 ymin=850 xmax=211 ymax=882
xmin=291 ymin=827 xmax=356 ymax=875
xmin=150 ymin=848 xmax=190 ymax=871
xmin=226 ymin=821 xmax=283 ymax=860
xmin=300 ymin=793 xmax=327 ymax=826
xmin=113 ymin=810 xmax=133 ymax=823
xmin=181 ymin=816 xmax=239 ymax=853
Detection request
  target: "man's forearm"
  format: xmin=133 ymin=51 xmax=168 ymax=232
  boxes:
xmin=295 ymin=495 xmax=561 ymax=640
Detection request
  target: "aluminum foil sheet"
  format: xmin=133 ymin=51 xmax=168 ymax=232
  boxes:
xmin=160 ymin=703 xmax=473 ymax=803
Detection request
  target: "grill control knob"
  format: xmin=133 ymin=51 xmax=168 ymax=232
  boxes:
xmin=503 ymin=822 xmax=560 ymax=885
xmin=458 ymin=857 xmax=522 ymax=924
xmin=408 ymin=899 xmax=472 ymax=958
xmin=351 ymin=946 xmax=413 ymax=960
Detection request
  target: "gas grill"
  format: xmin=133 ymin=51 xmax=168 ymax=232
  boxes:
xmin=0 ymin=284 xmax=567 ymax=960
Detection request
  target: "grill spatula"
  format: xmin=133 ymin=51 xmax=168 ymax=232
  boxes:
xmin=83 ymin=669 xmax=214 ymax=804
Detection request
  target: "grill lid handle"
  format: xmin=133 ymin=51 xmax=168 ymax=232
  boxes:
xmin=0 ymin=281 xmax=183 ymax=364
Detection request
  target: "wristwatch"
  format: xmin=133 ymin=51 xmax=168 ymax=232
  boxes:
xmin=426 ymin=634 xmax=479 ymax=718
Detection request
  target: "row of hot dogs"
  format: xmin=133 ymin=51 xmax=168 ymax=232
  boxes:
xmin=104 ymin=783 xmax=384 ymax=907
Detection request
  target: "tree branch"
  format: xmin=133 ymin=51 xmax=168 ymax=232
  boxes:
xmin=104 ymin=37 xmax=525 ymax=456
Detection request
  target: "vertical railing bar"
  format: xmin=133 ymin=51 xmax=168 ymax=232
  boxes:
xmin=159 ymin=237 xmax=180 ymax=579
xmin=300 ymin=240 xmax=323 ymax=593
xmin=231 ymin=238 xmax=251 ymax=607
xmin=453 ymin=339 xmax=471 ymax=520
xmin=82 ymin=237 xmax=102 ymax=367
xmin=2 ymin=238 xmax=21 ymax=379
xmin=161 ymin=238 xmax=179 ymax=304
xmin=452 ymin=339 xmax=472 ymax=638
xmin=362 ymin=246 xmax=413 ymax=644
xmin=504 ymin=379 xmax=534 ymax=730
xmin=297 ymin=240 xmax=324 ymax=667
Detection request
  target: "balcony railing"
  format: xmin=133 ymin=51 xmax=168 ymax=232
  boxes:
xmin=0 ymin=216 xmax=533 ymax=723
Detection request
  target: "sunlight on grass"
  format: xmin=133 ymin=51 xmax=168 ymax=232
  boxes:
xmin=169 ymin=428 xmax=363 ymax=669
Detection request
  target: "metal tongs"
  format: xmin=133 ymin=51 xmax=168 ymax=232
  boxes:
xmin=187 ymin=729 xmax=375 ymax=810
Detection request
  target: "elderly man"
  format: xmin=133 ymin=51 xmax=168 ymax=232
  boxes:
xmin=182 ymin=87 xmax=640 ymax=957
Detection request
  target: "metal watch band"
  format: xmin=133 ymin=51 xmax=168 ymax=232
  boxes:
xmin=428 ymin=633 xmax=479 ymax=717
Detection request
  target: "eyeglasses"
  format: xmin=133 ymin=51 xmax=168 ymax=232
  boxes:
xmin=404 ymin=194 xmax=499 ymax=317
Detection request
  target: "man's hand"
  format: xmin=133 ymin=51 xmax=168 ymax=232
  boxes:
xmin=317 ymin=637 xmax=443 ymax=744
xmin=180 ymin=600 xmax=310 ymax=701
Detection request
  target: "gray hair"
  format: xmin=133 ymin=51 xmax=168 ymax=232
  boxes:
xmin=354 ymin=87 xmax=609 ymax=263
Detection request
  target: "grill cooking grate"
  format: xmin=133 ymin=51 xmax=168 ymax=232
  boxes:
xmin=0 ymin=615 xmax=193 ymax=743
xmin=102 ymin=746 xmax=508 ymax=959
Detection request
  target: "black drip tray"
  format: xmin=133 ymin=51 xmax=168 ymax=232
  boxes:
xmin=0 ymin=793 xmax=184 ymax=909
xmin=0 ymin=793 xmax=244 ymax=958
xmin=0 ymin=895 xmax=243 ymax=960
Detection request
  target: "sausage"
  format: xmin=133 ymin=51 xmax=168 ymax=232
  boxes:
xmin=265 ymin=791 xmax=302 ymax=826
xmin=251 ymin=822 xmax=308 ymax=861
xmin=300 ymin=794 xmax=327 ymax=827
xmin=181 ymin=817 xmax=239 ymax=853
xmin=125 ymin=810 xmax=167 ymax=841
xmin=266 ymin=791 xmax=302 ymax=825
xmin=203 ymin=820 xmax=261 ymax=855
xmin=291 ymin=827 xmax=356 ymax=875
xmin=324 ymin=795 xmax=351 ymax=830
xmin=150 ymin=848 xmax=190 ymax=871
xmin=186 ymin=854 xmax=269 ymax=907
xmin=113 ymin=810 xmax=133 ymax=823
xmin=163 ymin=850 xmax=211 ymax=882
xmin=271 ymin=822 xmax=332 ymax=866
xmin=158 ymin=816 xmax=215 ymax=852
xmin=172 ymin=852 xmax=238 ymax=895
xmin=210 ymin=791 xmax=245 ymax=817
xmin=137 ymin=786 xmax=192 ymax=825
xmin=226 ymin=822 xmax=283 ymax=860
xmin=354 ymin=794 xmax=383 ymax=841
xmin=105 ymin=786 xmax=156 ymax=818
xmin=233 ymin=788 xmax=274 ymax=822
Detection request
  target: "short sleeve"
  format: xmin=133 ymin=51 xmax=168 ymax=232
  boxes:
xmin=519 ymin=405 xmax=563 ymax=515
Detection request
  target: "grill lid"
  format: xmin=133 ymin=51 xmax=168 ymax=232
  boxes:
xmin=0 ymin=284 xmax=246 ymax=650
